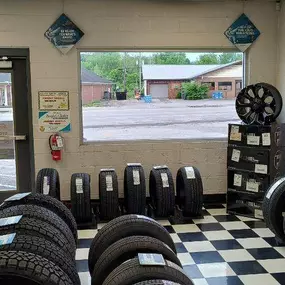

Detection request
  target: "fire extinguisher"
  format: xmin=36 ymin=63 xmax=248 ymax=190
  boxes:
xmin=49 ymin=133 xmax=64 ymax=161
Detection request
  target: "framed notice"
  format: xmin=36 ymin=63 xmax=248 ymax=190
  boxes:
xmin=38 ymin=91 xmax=69 ymax=111
xmin=39 ymin=111 xmax=71 ymax=133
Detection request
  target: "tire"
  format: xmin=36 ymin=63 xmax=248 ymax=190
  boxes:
xmin=88 ymin=214 xmax=176 ymax=273
xmin=99 ymin=169 xmax=119 ymax=220
xmin=36 ymin=168 xmax=60 ymax=199
xmin=263 ymin=177 xmax=285 ymax=240
xmin=0 ymin=193 xmax=78 ymax=243
xmin=0 ymin=204 xmax=76 ymax=254
xmin=0 ymin=216 xmax=75 ymax=259
xmin=102 ymin=258 xmax=194 ymax=285
xmin=91 ymin=236 xmax=181 ymax=283
xmin=0 ymin=234 xmax=79 ymax=285
xmin=71 ymin=173 xmax=92 ymax=223
xmin=134 ymin=282 xmax=181 ymax=285
xmin=124 ymin=164 xmax=146 ymax=214
xmin=0 ymin=251 xmax=73 ymax=285
xmin=176 ymin=166 xmax=203 ymax=216
xmin=149 ymin=167 xmax=175 ymax=217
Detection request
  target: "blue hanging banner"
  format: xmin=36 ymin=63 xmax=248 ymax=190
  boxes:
xmin=224 ymin=13 xmax=260 ymax=52
xmin=45 ymin=13 xmax=84 ymax=54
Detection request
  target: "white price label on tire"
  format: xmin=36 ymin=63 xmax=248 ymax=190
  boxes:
xmin=185 ymin=167 xmax=195 ymax=179
xmin=4 ymin=193 xmax=31 ymax=202
xmin=161 ymin=173 xmax=169 ymax=188
xmin=43 ymin=176 xmax=50 ymax=195
xmin=262 ymin=133 xmax=271 ymax=146
xmin=230 ymin=133 xmax=241 ymax=141
xmin=233 ymin=174 xmax=242 ymax=187
xmin=247 ymin=135 xmax=260 ymax=145
xmin=106 ymin=175 xmax=113 ymax=191
xmin=0 ymin=215 xmax=22 ymax=227
xmin=266 ymin=177 xmax=285 ymax=199
xmin=231 ymin=149 xmax=241 ymax=162
xmin=231 ymin=125 xmax=239 ymax=134
xmin=75 ymin=178 xmax=83 ymax=194
xmin=0 ymin=233 xmax=16 ymax=246
xmin=246 ymin=181 xmax=259 ymax=192
xmin=133 ymin=170 xmax=140 ymax=185
xmin=255 ymin=164 xmax=268 ymax=174
xmin=255 ymin=209 xmax=264 ymax=219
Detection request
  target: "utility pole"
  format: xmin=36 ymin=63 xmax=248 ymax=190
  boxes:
xmin=139 ymin=52 xmax=142 ymax=92
xmin=123 ymin=52 xmax=127 ymax=92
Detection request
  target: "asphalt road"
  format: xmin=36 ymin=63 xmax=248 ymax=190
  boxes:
xmin=0 ymin=99 xmax=239 ymax=191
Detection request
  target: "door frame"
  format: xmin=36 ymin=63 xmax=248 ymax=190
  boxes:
xmin=0 ymin=48 xmax=34 ymax=201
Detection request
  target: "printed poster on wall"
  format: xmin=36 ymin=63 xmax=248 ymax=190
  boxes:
xmin=224 ymin=13 xmax=261 ymax=52
xmin=44 ymin=13 xmax=84 ymax=54
xmin=38 ymin=91 xmax=69 ymax=111
xmin=39 ymin=111 xmax=71 ymax=133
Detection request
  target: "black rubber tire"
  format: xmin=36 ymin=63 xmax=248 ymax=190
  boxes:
xmin=124 ymin=165 xmax=146 ymax=214
xmin=0 ymin=216 xmax=75 ymax=259
xmin=0 ymin=204 xmax=76 ymax=254
xmin=71 ymin=173 xmax=92 ymax=223
xmin=149 ymin=167 xmax=175 ymax=217
xmin=102 ymin=258 xmax=194 ymax=285
xmin=0 ymin=234 xmax=79 ymax=285
xmin=91 ymin=236 xmax=181 ymax=283
xmin=0 ymin=251 xmax=73 ymax=285
xmin=176 ymin=166 xmax=203 ymax=216
xmin=36 ymin=168 xmax=60 ymax=199
xmin=88 ymin=214 xmax=176 ymax=274
xmin=263 ymin=177 xmax=285 ymax=240
xmin=134 ymin=282 xmax=180 ymax=285
xmin=99 ymin=170 xmax=119 ymax=220
xmin=0 ymin=193 xmax=78 ymax=243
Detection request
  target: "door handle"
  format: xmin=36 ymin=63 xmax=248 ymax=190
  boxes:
xmin=0 ymin=135 xmax=26 ymax=141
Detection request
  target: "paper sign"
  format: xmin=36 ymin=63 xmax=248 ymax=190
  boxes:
xmin=106 ymin=175 xmax=113 ymax=191
xmin=185 ymin=167 xmax=195 ymax=179
xmin=161 ymin=173 xmax=169 ymax=188
xmin=233 ymin=174 xmax=242 ymax=187
xmin=262 ymin=133 xmax=271 ymax=146
xmin=231 ymin=149 xmax=241 ymax=162
xmin=255 ymin=164 xmax=268 ymax=174
xmin=231 ymin=125 xmax=239 ymax=134
xmin=76 ymin=178 xmax=83 ymax=194
xmin=39 ymin=111 xmax=71 ymax=133
xmin=246 ymin=181 xmax=259 ymax=193
xmin=38 ymin=91 xmax=69 ymax=111
xmin=230 ymin=132 xmax=242 ymax=141
xmin=247 ymin=135 xmax=260 ymax=146
xmin=255 ymin=209 xmax=264 ymax=219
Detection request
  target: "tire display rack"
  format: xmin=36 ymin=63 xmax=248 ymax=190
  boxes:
xmin=227 ymin=123 xmax=285 ymax=219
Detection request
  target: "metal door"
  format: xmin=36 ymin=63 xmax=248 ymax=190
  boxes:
xmin=150 ymin=84 xmax=169 ymax=99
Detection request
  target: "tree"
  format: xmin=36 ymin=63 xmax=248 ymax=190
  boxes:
xmin=195 ymin=54 xmax=219 ymax=65
xmin=218 ymin=53 xmax=242 ymax=64
xmin=152 ymin=52 xmax=190 ymax=65
xmin=195 ymin=53 xmax=242 ymax=65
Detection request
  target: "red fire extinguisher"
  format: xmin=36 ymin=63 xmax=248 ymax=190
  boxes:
xmin=49 ymin=133 xmax=64 ymax=161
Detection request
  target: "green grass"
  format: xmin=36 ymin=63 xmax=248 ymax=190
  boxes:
xmin=83 ymin=100 xmax=102 ymax=107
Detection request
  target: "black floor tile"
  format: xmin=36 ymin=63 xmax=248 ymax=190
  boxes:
xmin=263 ymin=237 xmax=285 ymax=247
xmin=247 ymin=248 xmax=283 ymax=260
xmin=211 ymin=239 xmax=243 ymax=250
xmin=197 ymin=223 xmax=225 ymax=232
xmin=175 ymin=242 xmax=188 ymax=253
xmin=78 ymin=238 xmax=93 ymax=248
xmin=183 ymin=264 xmax=204 ymax=279
xmin=164 ymin=225 xmax=175 ymax=233
xmin=228 ymin=229 xmax=259 ymax=239
xmin=206 ymin=276 xmax=243 ymax=285
xmin=190 ymin=251 xmax=225 ymax=264
xmin=202 ymin=209 xmax=211 ymax=216
xmin=244 ymin=221 xmax=267 ymax=229
xmin=214 ymin=215 xmax=240 ymax=223
xmin=204 ymin=204 xmax=225 ymax=209
xmin=178 ymin=232 xmax=207 ymax=242
xmin=272 ymin=273 xmax=285 ymax=285
xmin=76 ymin=260 xmax=89 ymax=272
xmin=228 ymin=260 xmax=267 ymax=275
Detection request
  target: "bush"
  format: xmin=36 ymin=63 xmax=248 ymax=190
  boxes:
xmin=181 ymin=82 xmax=209 ymax=100
xmin=176 ymin=91 xmax=182 ymax=99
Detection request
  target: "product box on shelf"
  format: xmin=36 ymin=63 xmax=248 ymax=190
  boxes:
xmin=228 ymin=123 xmax=285 ymax=148
xmin=227 ymin=189 xmax=264 ymax=219
xmin=228 ymin=169 xmax=270 ymax=197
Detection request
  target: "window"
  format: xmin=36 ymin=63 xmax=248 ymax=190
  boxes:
xmin=80 ymin=52 xmax=243 ymax=142
xmin=218 ymin=82 xmax=232 ymax=91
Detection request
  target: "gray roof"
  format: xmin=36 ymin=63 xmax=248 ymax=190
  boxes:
xmin=81 ymin=67 xmax=113 ymax=84
xmin=0 ymin=73 xmax=11 ymax=83
xmin=142 ymin=61 xmax=241 ymax=80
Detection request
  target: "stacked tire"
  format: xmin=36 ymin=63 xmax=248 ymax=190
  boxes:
xmin=88 ymin=214 xmax=193 ymax=285
xmin=0 ymin=192 xmax=79 ymax=285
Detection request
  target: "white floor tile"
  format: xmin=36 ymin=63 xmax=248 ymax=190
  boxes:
xmin=172 ymin=224 xmax=201 ymax=233
xmin=78 ymin=272 xmax=91 ymax=285
xmin=237 ymin=238 xmax=271 ymax=249
xmin=170 ymin=233 xmax=182 ymax=243
xmin=253 ymin=228 xmax=275 ymax=238
xmin=75 ymin=248 xmax=89 ymax=260
xmin=177 ymin=253 xmax=195 ymax=265
xmin=184 ymin=241 xmax=216 ymax=253
xmin=193 ymin=278 xmax=208 ymax=285
xmin=258 ymin=259 xmax=285 ymax=273
xmin=220 ymin=221 xmax=250 ymax=230
xmin=274 ymin=247 xmax=285 ymax=257
xmin=193 ymin=216 xmax=217 ymax=224
xmin=203 ymin=230 xmax=234 ymax=241
xmin=239 ymin=274 xmax=279 ymax=285
xmin=218 ymin=249 xmax=255 ymax=262
xmin=236 ymin=215 xmax=258 ymax=222
xmin=157 ymin=219 xmax=171 ymax=226
xmin=207 ymin=208 xmax=227 ymax=216
xmin=78 ymin=229 xmax=97 ymax=239
xmin=198 ymin=262 xmax=236 ymax=278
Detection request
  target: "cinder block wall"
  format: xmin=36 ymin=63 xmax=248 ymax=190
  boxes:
xmin=0 ymin=0 xmax=279 ymax=200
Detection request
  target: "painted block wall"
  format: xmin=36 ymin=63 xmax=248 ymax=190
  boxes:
xmin=0 ymin=0 xmax=279 ymax=200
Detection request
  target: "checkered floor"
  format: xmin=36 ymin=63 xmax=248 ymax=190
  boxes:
xmin=76 ymin=204 xmax=285 ymax=285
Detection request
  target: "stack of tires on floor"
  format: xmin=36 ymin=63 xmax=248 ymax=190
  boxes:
xmin=88 ymin=214 xmax=194 ymax=285
xmin=0 ymin=192 xmax=80 ymax=285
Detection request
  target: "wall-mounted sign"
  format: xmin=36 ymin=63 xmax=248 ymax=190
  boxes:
xmin=38 ymin=91 xmax=69 ymax=111
xmin=44 ymin=13 xmax=84 ymax=54
xmin=224 ymin=13 xmax=260 ymax=52
xmin=39 ymin=111 xmax=71 ymax=133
